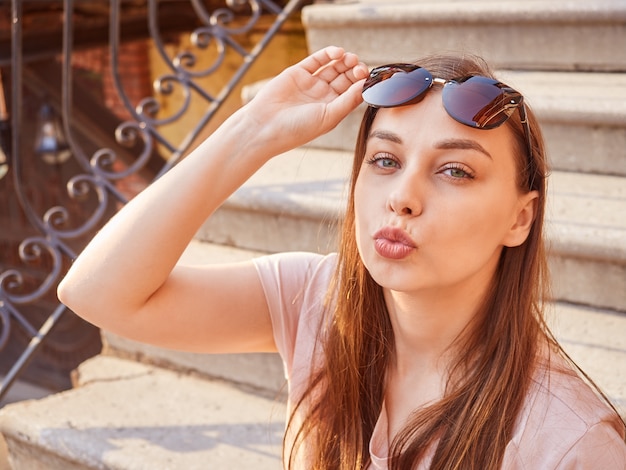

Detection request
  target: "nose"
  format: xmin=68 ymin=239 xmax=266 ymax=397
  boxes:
xmin=387 ymin=173 xmax=423 ymax=217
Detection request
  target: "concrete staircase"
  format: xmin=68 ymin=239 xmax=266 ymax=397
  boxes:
xmin=1 ymin=1 xmax=625 ymax=468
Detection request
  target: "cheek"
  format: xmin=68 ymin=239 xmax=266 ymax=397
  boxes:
xmin=455 ymin=200 xmax=516 ymax=249
xmin=433 ymin=189 xmax=516 ymax=247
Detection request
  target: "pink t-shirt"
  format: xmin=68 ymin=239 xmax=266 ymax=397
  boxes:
xmin=253 ymin=251 xmax=626 ymax=469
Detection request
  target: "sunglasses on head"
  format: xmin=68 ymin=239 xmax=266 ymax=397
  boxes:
xmin=362 ymin=64 xmax=535 ymax=186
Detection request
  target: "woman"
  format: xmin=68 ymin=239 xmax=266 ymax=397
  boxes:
xmin=58 ymin=47 xmax=626 ymax=468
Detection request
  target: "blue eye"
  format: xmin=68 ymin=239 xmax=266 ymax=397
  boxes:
xmin=448 ymin=167 xmax=468 ymax=178
xmin=366 ymin=154 xmax=400 ymax=169
xmin=378 ymin=158 xmax=397 ymax=168
xmin=441 ymin=164 xmax=474 ymax=179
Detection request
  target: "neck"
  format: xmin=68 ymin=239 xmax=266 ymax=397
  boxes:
xmin=384 ymin=275 xmax=491 ymax=379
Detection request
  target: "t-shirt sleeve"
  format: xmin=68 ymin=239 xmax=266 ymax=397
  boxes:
xmin=556 ymin=419 xmax=626 ymax=468
xmin=253 ymin=251 xmax=336 ymax=375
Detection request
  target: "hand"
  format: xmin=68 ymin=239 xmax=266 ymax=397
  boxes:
xmin=243 ymin=46 xmax=369 ymax=154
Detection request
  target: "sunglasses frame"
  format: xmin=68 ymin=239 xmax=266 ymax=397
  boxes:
xmin=362 ymin=64 xmax=535 ymax=189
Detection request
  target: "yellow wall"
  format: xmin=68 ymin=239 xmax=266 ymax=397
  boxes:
xmin=148 ymin=15 xmax=308 ymax=159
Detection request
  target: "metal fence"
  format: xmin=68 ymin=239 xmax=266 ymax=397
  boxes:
xmin=0 ymin=0 xmax=304 ymax=404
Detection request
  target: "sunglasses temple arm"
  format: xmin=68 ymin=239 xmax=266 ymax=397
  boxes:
xmin=518 ymin=104 xmax=535 ymax=190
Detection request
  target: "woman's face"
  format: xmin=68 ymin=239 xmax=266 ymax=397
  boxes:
xmin=354 ymin=91 xmax=536 ymax=298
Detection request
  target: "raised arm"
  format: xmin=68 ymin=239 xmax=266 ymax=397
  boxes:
xmin=57 ymin=47 xmax=368 ymax=354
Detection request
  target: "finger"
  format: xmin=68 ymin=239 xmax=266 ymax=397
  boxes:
xmin=312 ymin=58 xmax=367 ymax=98
xmin=298 ymin=46 xmax=345 ymax=75
xmin=323 ymin=61 xmax=369 ymax=96
xmin=326 ymin=72 xmax=359 ymax=96
xmin=323 ymin=77 xmax=367 ymax=126
xmin=312 ymin=51 xmax=358 ymax=81
xmin=344 ymin=61 xmax=370 ymax=84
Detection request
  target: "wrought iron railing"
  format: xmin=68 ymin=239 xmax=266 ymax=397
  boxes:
xmin=0 ymin=0 xmax=305 ymax=404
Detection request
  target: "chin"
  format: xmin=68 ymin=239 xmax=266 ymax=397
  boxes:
xmin=362 ymin=259 xmax=424 ymax=292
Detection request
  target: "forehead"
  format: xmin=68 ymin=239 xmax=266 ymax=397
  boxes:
xmin=367 ymin=92 xmax=517 ymax=154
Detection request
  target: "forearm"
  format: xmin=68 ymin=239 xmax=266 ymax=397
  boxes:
xmin=57 ymin=45 xmax=368 ymax=329
xmin=58 ymin=107 xmax=275 ymax=318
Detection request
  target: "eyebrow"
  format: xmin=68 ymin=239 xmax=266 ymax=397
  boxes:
xmin=368 ymin=130 xmax=493 ymax=160
xmin=368 ymin=129 xmax=403 ymax=144
xmin=435 ymin=138 xmax=492 ymax=159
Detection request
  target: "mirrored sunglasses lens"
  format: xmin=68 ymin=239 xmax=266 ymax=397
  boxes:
xmin=443 ymin=76 xmax=519 ymax=129
xmin=362 ymin=66 xmax=432 ymax=107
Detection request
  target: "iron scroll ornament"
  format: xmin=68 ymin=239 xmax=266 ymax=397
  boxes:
xmin=0 ymin=0 xmax=305 ymax=403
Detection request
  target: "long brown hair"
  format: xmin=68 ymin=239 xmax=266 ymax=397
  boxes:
xmin=286 ymin=53 xmax=555 ymax=469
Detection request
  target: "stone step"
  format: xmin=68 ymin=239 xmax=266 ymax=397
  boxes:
xmin=101 ymin=241 xmax=286 ymax=395
xmin=499 ymin=70 xmax=626 ymax=178
xmin=546 ymin=172 xmax=626 ymax=312
xmin=0 ymin=300 xmax=623 ymax=469
xmin=549 ymin=302 xmax=626 ymax=416
xmin=198 ymin=146 xmax=626 ymax=312
xmin=0 ymin=355 xmax=286 ymax=470
xmin=294 ymin=1 xmax=626 ymax=178
xmin=302 ymin=0 xmax=626 ymax=72
xmin=95 ymin=242 xmax=283 ymax=400
xmin=261 ymin=69 xmax=626 ymax=178
xmin=88 ymin=242 xmax=625 ymax=409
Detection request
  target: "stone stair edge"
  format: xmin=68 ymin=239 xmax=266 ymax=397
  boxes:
xmin=0 ymin=355 xmax=286 ymax=470
xmin=242 ymin=71 xmax=626 ymax=179
xmin=103 ymin=239 xmax=626 ymax=406
xmin=100 ymin=331 xmax=287 ymax=398
xmin=91 ymin=240 xmax=283 ymax=396
xmin=199 ymin=146 xmax=625 ymax=310
xmin=302 ymin=1 xmax=626 ymax=73
xmin=497 ymin=71 xmax=626 ymax=126
xmin=0 ymin=234 xmax=624 ymax=467
xmin=59 ymin=302 xmax=626 ymax=413
xmin=216 ymin=146 xmax=352 ymax=220
xmin=244 ymin=70 xmax=626 ymax=125
xmin=0 ymin=303 xmax=623 ymax=469
xmin=548 ymin=302 xmax=626 ymax=417
xmin=302 ymin=1 xmax=626 ymax=25
xmin=210 ymin=146 xmax=626 ymax=263
xmin=97 ymin=301 xmax=624 ymax=418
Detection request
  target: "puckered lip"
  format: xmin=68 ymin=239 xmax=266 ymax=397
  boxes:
xmin=373 ymin=226 xmax=417 ymax=248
